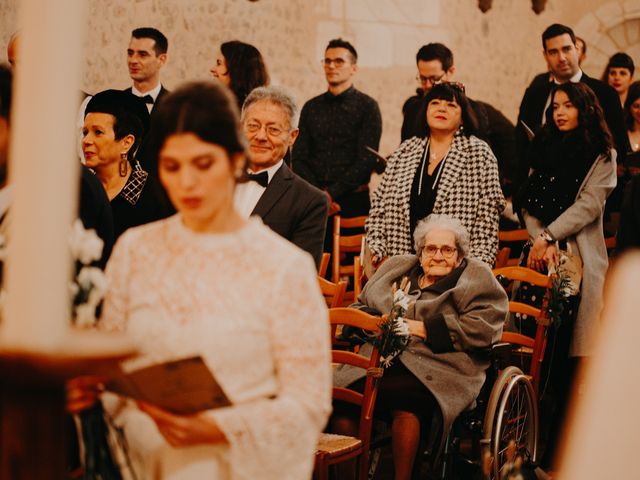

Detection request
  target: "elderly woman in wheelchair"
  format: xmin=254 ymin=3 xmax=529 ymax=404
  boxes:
xmin=332 ymin=214 xmax=508 ymax=479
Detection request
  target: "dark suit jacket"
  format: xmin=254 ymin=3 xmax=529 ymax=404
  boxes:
xmin=124 ymin=85 xmax=170 ymax=176
xmin=123 ymin=84 xmax=170 ymax=111
xmin=515 ymin=72 xmax=629 ymax=189
xmin=252 ymin=164 xmax=329 ymax=268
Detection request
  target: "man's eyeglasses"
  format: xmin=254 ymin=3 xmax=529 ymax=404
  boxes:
xmin=416 ymin=73 xmax=446 ymax=85
xmin=422 ymin=244 xmax=458 ymax=258
xmin=244 ymin=121 xmax=286 ymax=137
xmin=322 ymin=58 xmax=348 ymax=67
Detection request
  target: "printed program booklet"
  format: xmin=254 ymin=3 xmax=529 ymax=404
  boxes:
xmin=107 ymin=356 xmax=231 ymax=414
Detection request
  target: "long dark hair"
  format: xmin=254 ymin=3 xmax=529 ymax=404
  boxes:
xmin=542 ymin=82 xmax=613 ymax=159
xmin=414 ymin=82 xmax=478 ymax=138
xmin=624 ymin=81 xmax=640 ymax=132
xmin=220 ymin=40 xmax=269 ymax=108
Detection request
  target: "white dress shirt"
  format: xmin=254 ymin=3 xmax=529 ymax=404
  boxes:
xmin=234 ymin=160 xmax=284 ymax=218
xmin=132 ymin=83 xmax=162 ymax=113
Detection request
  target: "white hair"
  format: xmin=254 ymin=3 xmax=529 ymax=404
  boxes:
xmin=413 ymin=213 xmax=470 ymax=258
xmin=240 ymin=85 xmax=299 ymax=130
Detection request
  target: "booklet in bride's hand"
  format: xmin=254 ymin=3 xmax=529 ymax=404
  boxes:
xmin=106 ymin=356 xmax=231 ymax=414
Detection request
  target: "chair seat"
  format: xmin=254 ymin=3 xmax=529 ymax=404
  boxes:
xmin=317 ymin=433 xmax=362 ymax=456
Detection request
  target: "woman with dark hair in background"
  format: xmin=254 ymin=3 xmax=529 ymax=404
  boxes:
xmin=601 ymin=52 xmax=635 ymax=107
xmin=365 ymin=82 xmax=504 ymax=269
xmin=210 ymin=40 xmax=270 ymax=108
xmin=82 ymin=90 xmax=173 ymax=239
xmin=517 ymin=81 xmax=616 ymax=467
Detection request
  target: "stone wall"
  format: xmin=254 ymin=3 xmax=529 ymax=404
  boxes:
xmin=1 ymin=0 xmax=638 ymax=154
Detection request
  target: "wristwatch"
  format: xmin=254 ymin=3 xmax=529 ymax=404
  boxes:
xmin=539 ymin=229 xmax=554 ymax=243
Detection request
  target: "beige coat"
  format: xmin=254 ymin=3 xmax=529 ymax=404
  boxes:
xmin=523 ymin=152 xmax=617 ymax=356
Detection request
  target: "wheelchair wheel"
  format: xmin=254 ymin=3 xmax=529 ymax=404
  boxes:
xmin=482 ymin=367 xmax=538 ymax=479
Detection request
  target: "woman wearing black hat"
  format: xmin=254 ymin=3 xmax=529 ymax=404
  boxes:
xmin=82 ymin=90 xmax=174 ymax=239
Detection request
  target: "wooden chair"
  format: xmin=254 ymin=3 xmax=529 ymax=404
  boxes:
xmin=318 ymin=252 xmax=330 ymax=278
xmin=314 ymin=308 xmax=382 ymax=480
xmin=332 ymin=215 xmax=367 ymax=304
xmin=495 ymin=228 xmax=529 ymax=268
xmin=492 ymin=266 xmax=553 ymax=397
xmin=318 ymin=276 xmax=347 ymax=308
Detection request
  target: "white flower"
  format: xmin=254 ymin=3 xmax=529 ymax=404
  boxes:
xmin=77 ymin=266 xmax=108 ymax=305
xmin=69 ymin=219 xmax=104 ymax=265
xmin=394 ymin=317 xmax=411 ymax=337
xmin=75 ymin=303 xmax=98 ymax=328
xmin=380 ymin=354 xmax=396 ymax=368
xmin=393 ymin=289 xmax=412 ymax=311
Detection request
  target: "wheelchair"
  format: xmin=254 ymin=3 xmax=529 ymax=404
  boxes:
xmin=435 ymin=266 xmax=551 ymax=480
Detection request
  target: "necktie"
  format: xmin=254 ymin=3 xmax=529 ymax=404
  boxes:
xmin=142 ymin=95 xmax=154 ymax=105
xmin=247 ymin=171 xmax=268 ymax=187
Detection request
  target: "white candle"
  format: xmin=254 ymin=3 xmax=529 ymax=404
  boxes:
xmin=0 ymin=0 xmax=87 ymax=352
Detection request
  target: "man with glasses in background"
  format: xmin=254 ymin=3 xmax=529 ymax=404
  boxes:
xmin=292 ymin=38 xmax=382 ymax=224
xmin=401 ymin=43 xmax=517 ymax=205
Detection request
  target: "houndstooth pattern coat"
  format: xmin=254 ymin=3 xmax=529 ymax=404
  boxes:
xmin=366 ymin=131 xmax=505 ymax=265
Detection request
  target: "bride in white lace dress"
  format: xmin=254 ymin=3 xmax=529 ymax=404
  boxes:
xmin=76 ymin=82 xmax=332 ymax=479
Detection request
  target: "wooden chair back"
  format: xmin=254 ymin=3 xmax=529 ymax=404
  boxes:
xmin=314 ymin=308 xmax=381 ymax=480
xmin=318 ymin=276 xmax=347 ymax=308
xmin=318 ymin=252 xmax=331 ymax=278
xmin=496 ymin=229 xmax=529 ymax=268
xmin=332 ymin=215 xmax=367 ymax=303
xmin=492 ymin=266 xmax=553 ymax=397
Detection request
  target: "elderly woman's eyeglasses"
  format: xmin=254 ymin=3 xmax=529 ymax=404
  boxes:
xmin=422 ymin=244 xmax=458 ymax=258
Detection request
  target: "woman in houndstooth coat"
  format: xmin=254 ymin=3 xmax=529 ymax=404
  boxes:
xmin=366 ymin=83 xmax=505 ymax=267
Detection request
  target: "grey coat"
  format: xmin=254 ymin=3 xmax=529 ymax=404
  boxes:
xmin=523 ymin=151 xmax=617 ymax=356
xmin=334 ymin=255 xmax=507 ymax=451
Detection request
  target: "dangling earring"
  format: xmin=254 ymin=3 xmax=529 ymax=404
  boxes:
xmin=119 ymin=152 xmax=128 ymax=177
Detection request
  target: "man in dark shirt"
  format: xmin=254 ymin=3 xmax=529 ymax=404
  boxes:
xmin=401 ymin=43 xmax=517 ymax=192
xmin=292 ymin=38 xmax=382 ymax=219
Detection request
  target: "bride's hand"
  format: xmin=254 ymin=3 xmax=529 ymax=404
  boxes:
xmin=137 ymin=401 xmax=228 ymax=447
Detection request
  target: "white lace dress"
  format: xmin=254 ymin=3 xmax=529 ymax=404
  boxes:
xmin=101 ymin=215 xmax=332 ymax=479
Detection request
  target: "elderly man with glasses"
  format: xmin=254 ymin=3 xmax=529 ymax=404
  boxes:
xmin=236 ymin=85 xmax=328 ymax=268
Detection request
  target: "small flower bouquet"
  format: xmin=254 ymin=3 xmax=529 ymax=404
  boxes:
xmin=69 ymin=219 xmax=107 ymax=328
xmin=368 ymin=278 xmax=412 ymax=367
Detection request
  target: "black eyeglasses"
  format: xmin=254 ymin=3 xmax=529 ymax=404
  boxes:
xmin=422 ymin=244 xmax=458 ymax=258
xmin=416 ymin=73 xmax=446 ymax=85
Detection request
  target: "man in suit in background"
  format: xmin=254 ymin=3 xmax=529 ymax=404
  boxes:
xmin=125 ymin=27 xmax=170 ymax=113
xmin=236 ymin=85 xmax=328 ymax=268
xmin=516 ymin=24 xmax=628 ymax=191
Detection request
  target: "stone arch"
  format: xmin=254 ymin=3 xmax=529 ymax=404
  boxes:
xmin=575 ymin=1 xmax=640 ymax=78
